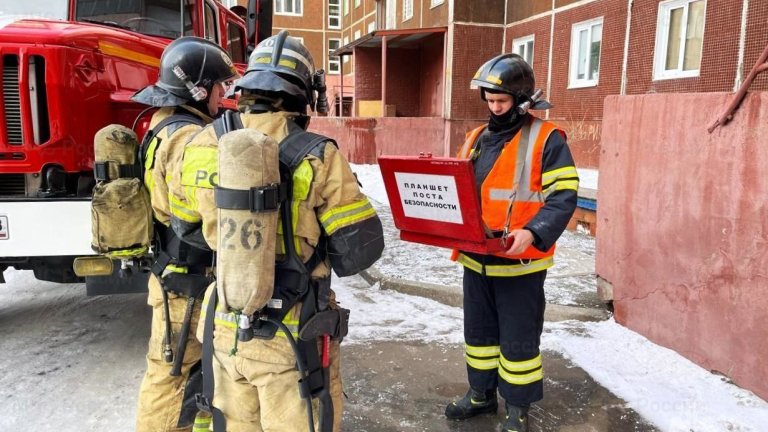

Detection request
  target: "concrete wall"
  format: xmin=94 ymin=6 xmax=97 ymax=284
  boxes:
xmin=596 ymin=93 xmax=768 ymax=401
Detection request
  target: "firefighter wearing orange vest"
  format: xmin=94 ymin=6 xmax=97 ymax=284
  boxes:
xmin=444 ymin=53 xmax=579 ymax=432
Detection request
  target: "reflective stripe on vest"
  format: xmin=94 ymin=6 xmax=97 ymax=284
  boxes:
xmin=455 ymin=252 xmax=554 ymax=277
xmin=457 ymin=117 xmax=562 ymax=261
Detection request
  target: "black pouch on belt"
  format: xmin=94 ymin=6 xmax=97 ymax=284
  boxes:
xmin=162 ymin=273 xmax=211 ymax=298
xmin=298 ymin=308 xmax=350 ymax=342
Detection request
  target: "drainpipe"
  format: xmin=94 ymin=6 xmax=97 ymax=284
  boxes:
xmin=545 ymin=0 xmax=555 ymax=120
xmin=340 ymin=54 xmax=345 ymax=117
xmin=735 ymin=0 xmax=750 ymax=91
xmin=382 ymin=36 xmax=388 ymax=117
xmin=502 ymin=0 xmax=508 ymax=53
xmin=620 ymin=0 xmax=634 ymax=95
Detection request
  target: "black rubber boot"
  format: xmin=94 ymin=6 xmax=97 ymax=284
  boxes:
xmin=501 ymin=403 xmax=530 ymax=432
xmin=444 ymin=388 xmax=498 ymax=420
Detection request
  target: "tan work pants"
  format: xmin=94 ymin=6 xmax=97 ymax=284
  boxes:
xmin=211 ymin=330 xmax=342 ymax=432
xmin=135 ymin=274 xmax=210 ymax=432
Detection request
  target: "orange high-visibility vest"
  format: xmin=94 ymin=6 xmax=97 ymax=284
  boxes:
xmin=457 ymin=116 xmax=563 ymax=260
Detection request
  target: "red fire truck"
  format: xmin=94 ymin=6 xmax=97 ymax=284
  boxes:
xmin=0 ymin=0 xmax=272 ymax=292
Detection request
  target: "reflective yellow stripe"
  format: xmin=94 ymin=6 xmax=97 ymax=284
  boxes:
xmin=213 ymin=307 xmax=239 ymax=329
xmin=213 ymin=309 xmax=299 ymax=337
xmin=498 ymin=353 xmax=543 ymax=385
xmin=465 ymin=354 xmax=499 ymax=370
xmin=181 ymin=147 xmax=218 ymax=189
xmin=106 ymin=246 xmax=148 ymax=259
xmin=99 ymin=41 xmax=160 ymax=68
xmin=541 ymin=166 xmax=578 ymax=185
xmin=291 ymin=161 xmax=313 ymax=252
xmin=543 ymin=180 xmax=579 ymax=198
xmin=499 ymin=367 xmax=544 ymax=385
xmin=144 ymin=169 xmax=155 ymax=194
xmin=185 ymin=185 xmax=200 ymax=211
xmin=456 ymin=254 xmax=555 ymax=277
xmin=165 ymin=264 xmax=188 ymax=274
xmin=193 ymin=413 xmax=211 ymax=432
xmin=500 ymin=354 xmax=542 ymax=372
xmin=458 ymin=255 xmax=484 ymax=274
xmin=465 ymin=344 xmax=500 ymax=358
xmin=170 ymin=193 xmax=201 ymax=223
xmin=276 ymin=307 xmax=300 ymax=338
xmin=319 ymin=198 xmax=377 ymax=235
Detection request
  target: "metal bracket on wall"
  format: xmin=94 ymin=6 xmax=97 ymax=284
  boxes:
xmin=708 ymin=43 xmax=768 ymax=133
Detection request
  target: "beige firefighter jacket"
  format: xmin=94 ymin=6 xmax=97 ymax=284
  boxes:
xmin=167 ymin=111 xmax=369 ymax=432
xmin=144 ymin=105 xmax=212 ymax=227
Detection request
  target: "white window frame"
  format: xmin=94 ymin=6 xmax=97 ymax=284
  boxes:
xmin=328 ymin=39 xmax=341 ymax=74
xmin=354 ymin=29 xmax=361 ymax=40
xmin=355 ymin=0 xmax=361 ymax=8
xmin=403 ymin=0 xmax=413 ymax=22
xmin=653 ymin=0 xmax=706 ymax=80
xmin=512 ymin=35 xmax=535 ymax=66
xmin=568 ymin=17 xmax=603 ymax=89
xmin=368 ymin=21 xmax=376 ymax=34
xmin=343 ymin=36 xmax=350 ymax=63
xmin=344 ymin=0 xmax=349 ymax=16
xmin=328 ymin=0 xmax=341 ymax=29
xmin=275 ymin=0 xmax=303 ymax=16
xmin=431 ymin=0 xmax=445 ymax=8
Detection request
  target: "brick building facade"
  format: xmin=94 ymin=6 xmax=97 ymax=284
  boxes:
xmin=224 ymin=0 xmax=767 ymax=169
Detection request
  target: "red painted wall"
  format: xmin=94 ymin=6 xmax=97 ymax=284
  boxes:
xmin=596 ymin=93 xmax=768 ymax=401
xmin=308 ymin=117 xmax=451 ymax=164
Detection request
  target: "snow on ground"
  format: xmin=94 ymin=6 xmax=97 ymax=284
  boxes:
xmin=334 ymin=269 xmax=768 ymax=432
xmin=347 ymin=163 xmax=768 ymax=432
xmin=544 ymin=320 xmax=768 ymax=432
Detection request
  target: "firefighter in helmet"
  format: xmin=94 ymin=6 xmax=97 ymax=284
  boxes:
xmin=131 ymin=36 xmax=237 ymax=432
xmin=444 ymin=54 xmax=579 ymax=432
xmin=168 ymin=31 xmax=384 ymax=431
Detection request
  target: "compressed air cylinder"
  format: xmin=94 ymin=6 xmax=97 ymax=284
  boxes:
xmin=94 ymin=124 xmax=139 ymax=180
xmin=217 ymin=128 xmax=281 ymax=316
xmin=91 ymin=124 xmax=152 ymax=256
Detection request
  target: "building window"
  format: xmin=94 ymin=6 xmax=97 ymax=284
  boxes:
xmin=329 ymin=0 xmax=341 ymax=29
xmin=431 ymin=0 xmax=444 ymax=7
xmin=653 ymin=0 xmax=706 ymax=80
xmin=344 ymin=0 xmax=349 ymax=16
xmin=568 ymin=17 xmax=603 ymax=88
xmin=368 ymin=21 xmax=376 ymax=34
xmin=275 ymin=0 xmax=302 ymax=16
xmin=328 ymin=39 xmax=341 ymax=74
xmin=354 ymin=30 xmax=361 ymax=41
xmin=512 ymin=35 xmax=534 ymax=65
xmin=343 ymin=36 xmax=349 ymax=63
xmin=403 ymin=0 xmax=413 ymax=21
xmin=355 ymin=0 xmax=361 ymax=8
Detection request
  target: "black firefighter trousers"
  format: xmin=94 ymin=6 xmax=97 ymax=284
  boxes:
xmin=462 ymin=267 xmax=547 ymax=406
